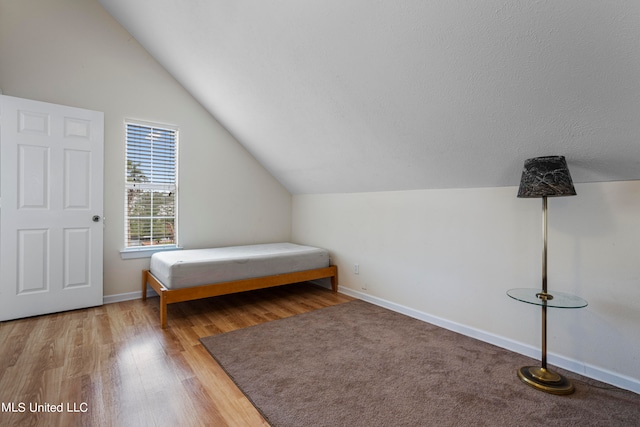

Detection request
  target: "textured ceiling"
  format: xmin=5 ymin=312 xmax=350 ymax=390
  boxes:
xmin=98 ymin=0 xmax=640 ymax=194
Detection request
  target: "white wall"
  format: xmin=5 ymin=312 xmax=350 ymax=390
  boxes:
xmin=0 ymin=0 xmax=292 ymax=297
xmin=292 ymin=181 xmax=640 ymax=393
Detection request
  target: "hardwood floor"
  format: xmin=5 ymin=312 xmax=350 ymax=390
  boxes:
xmin=0 ymin=283 xmax=353 ymax=427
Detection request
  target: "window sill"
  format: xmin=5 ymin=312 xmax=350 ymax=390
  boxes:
xmin=120 ymin=245 xmax=183 ymax=260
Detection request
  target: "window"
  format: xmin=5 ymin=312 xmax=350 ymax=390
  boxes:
xmin=124 ymin=121 xmax=178 ymax=250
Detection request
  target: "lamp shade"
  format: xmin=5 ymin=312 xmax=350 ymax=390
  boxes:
xmin=517 ymin=156 xmax=576 ymax=198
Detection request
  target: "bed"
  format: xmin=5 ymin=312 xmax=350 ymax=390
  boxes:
xmin=142 ymin=242 xmax=338 ymax=328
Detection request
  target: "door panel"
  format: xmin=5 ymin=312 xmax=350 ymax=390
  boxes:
xmin=64 ymin=227 xmax=91 ymax=288
xmin=18 ymin=144 xmax=50 ymax=209
xmin=0 ymin=95 xmax=104 ymax=321
xmin=17 ymin=229 xmax=49 ymax=294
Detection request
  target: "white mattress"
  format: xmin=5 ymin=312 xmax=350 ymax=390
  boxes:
xmin=149 ymin=242 xmax=330 ymax=290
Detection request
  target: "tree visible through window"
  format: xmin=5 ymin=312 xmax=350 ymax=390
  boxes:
xmin=125 ymin=122 xmax=177 ymax=248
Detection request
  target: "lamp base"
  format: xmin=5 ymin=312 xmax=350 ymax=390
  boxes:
xmin=517 ymin=366 xmax=575 ymax=395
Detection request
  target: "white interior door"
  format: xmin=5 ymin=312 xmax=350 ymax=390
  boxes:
xmin=0 ymin=95 xmax=104 ymax=321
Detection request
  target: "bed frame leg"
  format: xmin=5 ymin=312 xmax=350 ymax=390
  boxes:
xmin=142 ymin=270 xmax=148 ymax=301
xmin=331 ymin=266 xmax=338 ymax=293
xmin=160 ymin=293 xmax=167 ymax=329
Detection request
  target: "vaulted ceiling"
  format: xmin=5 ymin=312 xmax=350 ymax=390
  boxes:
xmin=98 ymin=0 xmax=640 ymax=194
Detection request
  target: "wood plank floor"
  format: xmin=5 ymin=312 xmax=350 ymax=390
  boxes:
xmin=0 ymin=283 xmax=353 ymax=427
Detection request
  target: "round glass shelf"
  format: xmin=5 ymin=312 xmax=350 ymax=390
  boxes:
xmin=507 ymin=288 xmax=588 ymax=309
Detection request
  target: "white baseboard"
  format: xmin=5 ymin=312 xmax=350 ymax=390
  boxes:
xmin=337 ymin=286 xmax=640 ymax=395
xmin=103 ymin=287 xmax=158 ymax=304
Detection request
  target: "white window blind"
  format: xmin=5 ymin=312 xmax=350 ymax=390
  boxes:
xmin=125 ymin=121 xmax=178 ymax=248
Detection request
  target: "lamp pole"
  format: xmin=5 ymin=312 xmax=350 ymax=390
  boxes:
xmin=540 ymin=196 xmax=548 ymax=371
xmin=518 ymin=195 xmax=574 ymax=394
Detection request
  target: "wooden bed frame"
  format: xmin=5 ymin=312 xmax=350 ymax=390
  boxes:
xmin=142 ymin=265 xmax=338 ymax=328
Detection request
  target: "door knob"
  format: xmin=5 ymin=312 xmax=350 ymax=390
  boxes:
xmin=92 ymin=215 xmax=101 ymax=222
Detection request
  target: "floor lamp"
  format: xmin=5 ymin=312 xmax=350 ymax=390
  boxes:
xmin=514 ymin=155 xmax=582 ymax=395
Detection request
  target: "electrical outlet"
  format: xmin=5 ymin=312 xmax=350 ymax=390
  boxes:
xmin=354 ymin=264 xmax=359 ymax=274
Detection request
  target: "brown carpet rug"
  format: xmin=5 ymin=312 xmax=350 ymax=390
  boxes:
xmin=200 ymin=300 xmax=640 ymax=426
